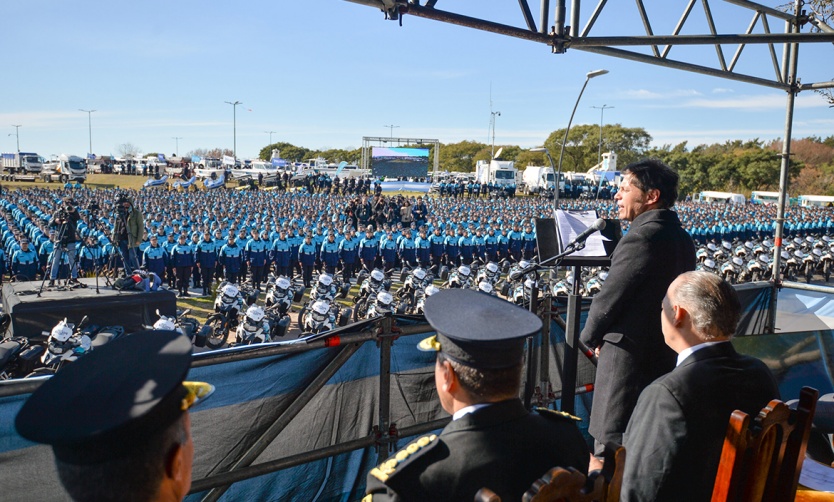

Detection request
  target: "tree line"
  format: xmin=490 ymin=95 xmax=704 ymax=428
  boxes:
xmin=254 ymin=126 xmax=834 ymax=197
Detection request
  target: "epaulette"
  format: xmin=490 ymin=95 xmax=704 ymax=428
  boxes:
xmin=368 ymin=434 xmax=438 ymax=482
xmin=536 ymin=407 xmax=581 ymax=422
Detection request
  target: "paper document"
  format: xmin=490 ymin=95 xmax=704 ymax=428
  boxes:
xmin=555 ymin=209 xmax=609 ymax=258
xmin=799 ymin=456 xmax=834 ymax=493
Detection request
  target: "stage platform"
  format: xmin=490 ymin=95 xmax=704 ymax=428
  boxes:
xmin=1 ymin=278 xmax=177 ymax=341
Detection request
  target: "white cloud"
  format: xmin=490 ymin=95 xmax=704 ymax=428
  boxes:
xmin=712 ymin=88 xmax=735 ymax=94
xmin=676 ymin=93 xmax=828 ymax=110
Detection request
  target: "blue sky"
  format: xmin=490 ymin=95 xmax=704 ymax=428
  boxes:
xmin=3 ymin=0 xmax=832 ymax=160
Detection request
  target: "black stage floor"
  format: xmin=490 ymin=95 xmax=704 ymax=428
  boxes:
xmin=2 ymin=278 xmax=177 ymax=341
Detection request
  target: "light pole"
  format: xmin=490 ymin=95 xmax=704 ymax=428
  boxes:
xmin=265 ymin=130 xmax=276 ymax=144
xmin=383 ymin=124 xmax=399 ymax=138
xmin=225 ymin=101 xmax=242 ymax=158
xmin=79 ymin=109 xmax=96 ymax=156
xmin=530 ymin=146 xmax=558 ymax=207
xmin=172 ymin=137 xmax=182 ymax=156
xmin=591 ymin=104 xmax=614 ymax=199
xmin=552 ymin=69 xmax=609 ymax=210
xmin=10 ymin=125 xmax=21 ymax=152
xmin=490 ymin=111 xmax=501 ymax=159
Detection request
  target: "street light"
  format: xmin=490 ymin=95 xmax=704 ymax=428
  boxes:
xmin=383 ymin=124 xmax=399 ymax=138
xmin=490 ymin=111 xmax=501 ymax=159
xmin=265 ymin=130 xmax=276 ymax=144
xmin=225 ymin=101 xmax=242 ymax=159
xmin=530 ymin=146 xmax=558 ymax=207
xmin=551 ymin=69 xmax=609 ymax=210
xmin=79 ymin=109 xmax=96 ymax=156
xmin=10 ymin=125 xmax=21 ymax=152
xmin=172 ymin=137 xmax=182 ymax=156
xmin=591 ymin=104 xmax=614 ymax=199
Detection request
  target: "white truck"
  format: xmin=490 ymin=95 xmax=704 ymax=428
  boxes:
xmin=522 ymin=165 xmax=559 ymax=194
xmin=474 ymin=160 xmax=517 ymax=187
xmin=41 ymin=154 xmax=87 ymax=183
xmin=1 ymin=152 xmax=43 ymax=177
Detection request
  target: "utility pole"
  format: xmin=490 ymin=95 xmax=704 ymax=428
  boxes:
xmin=265 ymin=130 xmax=276 ymax=144
xmin=490 ymin=111 xmax=501 ymax=158
xmin=172 ymin=137 xmax=183 ymax=156
xmin=10 ymin=125 xmax=21 ymax=152
xmin=225 ymin=101 xmax=242 ymax=158
xmin=590 ymin=105 xmax=614 ymax=168
xmin=383 ymin=124 xmax=399 ymax=138
xmin=79 ymin=109 xmax=96 ymax=156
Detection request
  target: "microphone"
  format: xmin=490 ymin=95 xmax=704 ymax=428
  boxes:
xmin=567 ymin=218 xmax=606 ymax=248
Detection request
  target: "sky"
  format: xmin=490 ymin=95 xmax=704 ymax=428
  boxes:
xmin=3 ymin=0 xmax=833 ymax=161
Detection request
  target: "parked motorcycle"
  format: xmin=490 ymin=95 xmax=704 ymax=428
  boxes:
xmin=205 ymin=282 xmax=245 ymax=349
xmin=149 ymin=308 xmax=207 ymax=348
xmin=233 ymin=305 xmax=272 ymax=345
xmin=299 ymin=298 xmax=351 ymax=335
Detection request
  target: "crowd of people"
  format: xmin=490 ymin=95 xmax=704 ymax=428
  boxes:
xmin=1 ymin=181 xmax=833 ymax=291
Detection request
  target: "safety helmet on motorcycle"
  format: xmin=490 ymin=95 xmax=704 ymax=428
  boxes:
xmin=702 ymin=259 xmax=717 ymax=272
xmin=424 ymin=285 xmax=440 ymax=297
xmin=221 ymin=283 xmax=239 ymax=303
xmin=478 ymin=281 xmax=494 ymax=295
xmin=813 ymin=248 xmax=823 ymax=258
xmin=485 ymin=262 xmax=499 ymax=279
xmin=457 ymin=265 xmax=471 ymax=279
xmin=412 ymin=268 xmax=427 ymax=281
xmin=518 ymin=260 xmax=530 ymax=270
xmin=153 ymin=316 xmax=176 ymax=331
xmin=375 ymin=291 xmax=395 ymax=314
xmin=317 ymin=274 xmax=333 ymax=287
xmin=311 ymin=300 xmax=330 ymax=323
xmin=242 ymin=305 xmax=266 ymax=333
xmin=721 ymin=241 xmax=733 ymax=252
xmin=757 ymin=254 xmax=770 ymax=265
xmin=51 ymin=319 xmax=73 ymax=343
xmin=370 ymin=269 xmax=385 ymax=284
xmin=732 ymin=256 xmax=744 ymax=267
xmin=275 ymin=276 xmax=291 ymax=294
xmin=707 ymin=243 xmax=718 ymax=253
xmin=599 ymin=271 xmax=609 ymax=282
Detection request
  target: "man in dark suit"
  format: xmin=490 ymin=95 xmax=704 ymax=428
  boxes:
xmin=621 ymin=271 xmax=780 ymax=501
xmin=580 ymin=159 xmax=696 ymax=461
xmin=364 ymin=289 xmax=589 ymax=502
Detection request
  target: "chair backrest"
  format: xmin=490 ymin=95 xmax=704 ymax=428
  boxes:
xmin=473 ymin=444 xmax=625 ymax=502
xmin=711 ymin=386 xmax=818 ymax=502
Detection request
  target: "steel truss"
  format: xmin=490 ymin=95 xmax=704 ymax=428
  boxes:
xmin=361 ymin=136 xmax=441 ymax=173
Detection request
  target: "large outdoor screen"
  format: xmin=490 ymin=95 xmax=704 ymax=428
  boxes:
xmin=371 ymin=147 xmax=429 ymax=178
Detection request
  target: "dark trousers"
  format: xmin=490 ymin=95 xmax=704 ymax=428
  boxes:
xmin=175 ymin=266 xmax=192 ymax=293
xmin=166 ymin=265 xmax=176 ymax=287
xmin=225 ymin=269 xmax=239 ymax=284
xmin=275 ymin=265 xmax=289 ymax=278
xmin=239 ymin=262 xmax=248 ymax=282
xmin=342 ymin=261 xmax=355 ymax=282
xmin=192 ymin=265 xmax=201 ymax=288
xmin=302 ymin=264 xmax=314 ymax=287
xmin=200 ymin=266 xmax=214 ymax=294
xmin=250 ymin=265 xmax=264 ymax=288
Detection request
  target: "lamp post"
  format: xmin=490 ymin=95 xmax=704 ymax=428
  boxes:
xmin=225 ymin=101 xmax=242 ymax=159
xmin=10 ymin=125 xmax=21 ymax=152
xmin=265 ymin=130 xmax=276 ymax=144
xmin=172 ymin=137 xmax=182 ymax=157
xmin=591 ymin=104 xmax=614 ymax=199
xmin=383 ymin=124 xmax=399 ymax=139
xmin=490 ymin=111 xmax=501 ymax=159
xmin=552 ymin=69 xmax=609 ymax=210
xmin=530 ymin=146 xmax=559 ymax=208
xmin=79 ymin=109 xmax=96 ymax=156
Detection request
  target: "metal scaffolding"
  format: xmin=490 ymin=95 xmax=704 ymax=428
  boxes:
xmin=361 ymin=136 xmax=441 ymax=173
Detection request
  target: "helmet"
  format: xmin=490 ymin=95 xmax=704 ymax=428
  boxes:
xmin=457 ymin=265 xmax=471 ymax=279
xmin=311 ymin=300 xmax=330 ymax=323
xmin=375 ymin=291 xmax=394 ymax=314
xmin=51 ymin=319 xmax=73 ymax=343
xmin=702 ymin=259 xmax=717 ymax=272
xmin=221 ymin=283 xmax=239 ymax=301
xmin=370 ymin=269 xmax=385 ymax=284
xmin=478 ymin=281 xmax=494 ymax=295
xmin=275 ymin=276 xmax=291 ymax=293
xmin=413 ymin=268 xmax=427 ymax=281
xmin=317 ymin=274 xmax=333 ymax=287
xmin=485 ymin=262 xmax=499 ymax=279
xmin=721 ymin=241 xmax=733 ymax=252
xmin=245 ymin=305 xmax=265 ymax=323
xmin=518 ymin=260 xmax=530 ymax=270
xmin=424 ymin=285 xmax=440 ymax=297
xmin=707 ymin=243 xmax=718 ymax=253
xmin=599 ymin=271 xmax=609 ymax=282
xmin=732 ymin=256 xmax=744 ymax=267
xmin=153 ymin=316 xmax=176 ymax=331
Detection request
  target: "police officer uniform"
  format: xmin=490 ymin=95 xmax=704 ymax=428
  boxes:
xmin=364 ymin=289 xmax=589 ymax=502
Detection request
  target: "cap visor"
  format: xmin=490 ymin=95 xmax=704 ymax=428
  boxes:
xmin=181 ymin=381 xmax=215 ymax=411
xmin=417 ymin=335 xmax=441 ymax=352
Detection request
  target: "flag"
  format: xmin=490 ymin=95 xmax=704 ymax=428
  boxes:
xmin=223 ymin=155 xmax=235 ymax=166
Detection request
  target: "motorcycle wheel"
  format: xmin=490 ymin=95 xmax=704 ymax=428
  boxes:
xmin=204 ymin=314 xmax=230 ymax=350
xmin=353 ymin=299 xmax=368 ymax=321
xmin=806 ymin=266 xmax=815 ymax=284
xmin=297 ymin=307 xmax=308 ymax=330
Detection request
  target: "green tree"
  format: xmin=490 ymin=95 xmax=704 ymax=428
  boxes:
xmin=439 ymin=140 xmax=487 ymax=172
xmin=258 ymin=142 xmax=310 ymax=162
xmin=543 ymin=124 xmax=652 ymax=172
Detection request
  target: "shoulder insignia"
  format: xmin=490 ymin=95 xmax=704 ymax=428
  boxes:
xmin=536 ymin=407 xmax=581 ymax=422
xmin=362 ymin=496 xmax=373 ymax=502
xmin=370 ymin=434 xmax=438 ymax=481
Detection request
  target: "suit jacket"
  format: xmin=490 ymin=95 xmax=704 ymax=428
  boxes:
xmin=364 ymin=399 xmax=589 ymax=502
xmin=580 ymin=209 xmax=696 ymax=442
xmin=621 ymin=342 xmax=780 ymax=502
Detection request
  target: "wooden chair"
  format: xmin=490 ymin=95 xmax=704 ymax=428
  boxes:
xmin=711 ymin=386 xmax=819 ymax=502
xmin=474 ymin=444 xmax=625 ymax=502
